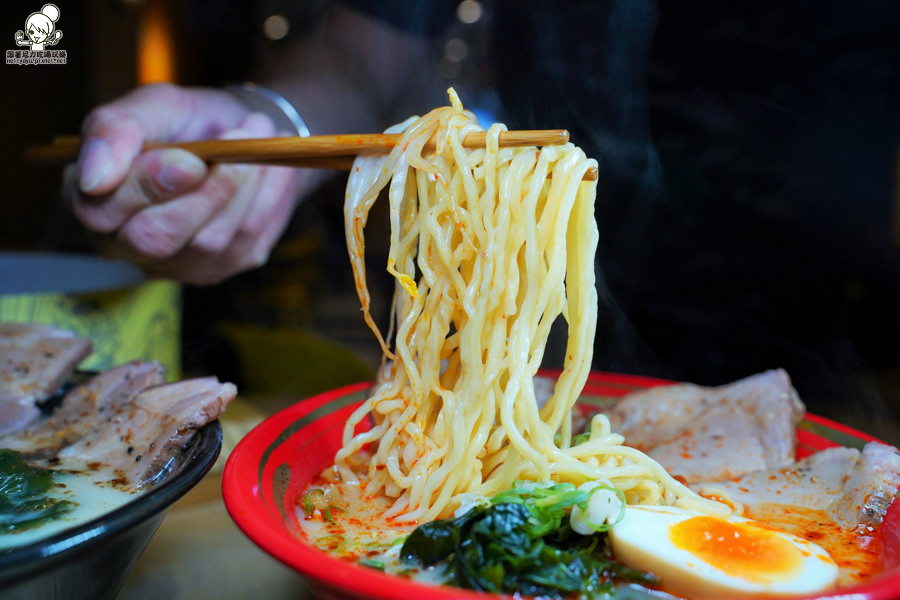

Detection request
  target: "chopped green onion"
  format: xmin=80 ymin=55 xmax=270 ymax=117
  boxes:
xmin=572 ymin=431 xmax=591 ymax=445
xmin=359 ymin=557 xmax=386 ymax=571
xmin=323 ymin=504 xmax=345 ymax=523
xmin=303 ymin=488 xmax=325 ymax=517
xmin=582 ymin=485 xmax=626 ymax=533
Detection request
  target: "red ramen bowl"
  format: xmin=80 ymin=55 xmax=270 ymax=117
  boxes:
xmin=222 ymin=372 xmax=900 ymax=600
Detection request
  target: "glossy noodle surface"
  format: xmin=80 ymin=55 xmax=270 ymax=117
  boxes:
xmin=334 ymin=91 xmax=722 ymax=523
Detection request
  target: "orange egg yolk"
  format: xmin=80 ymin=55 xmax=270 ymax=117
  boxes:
xmin=669 ymin=516 xmax=804 ymax=582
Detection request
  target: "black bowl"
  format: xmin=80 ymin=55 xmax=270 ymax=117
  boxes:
xmin=0 ymin=421 xmax=223 ymax=600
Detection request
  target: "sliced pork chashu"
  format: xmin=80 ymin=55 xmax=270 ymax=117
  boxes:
xmin=0 ymin=323 xmax=93 ymax=435
xmin=604 ymin=369 xmax=805 ymax=482
xmin=57 ymin=377 xmax=237 ymax=488
xmin=2 ymin=361 xmax=166 ymax=458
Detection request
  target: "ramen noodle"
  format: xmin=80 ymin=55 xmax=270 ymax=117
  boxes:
xmin=336 ymin=89 xmax=725 ymax=522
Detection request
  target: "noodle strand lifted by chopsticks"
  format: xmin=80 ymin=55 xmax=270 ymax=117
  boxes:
xmin=336 ymin=89 xmax=723 ymax=522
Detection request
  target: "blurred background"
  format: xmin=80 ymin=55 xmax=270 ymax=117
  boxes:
xmin=2 ymin=0 xmax=900 ymax=443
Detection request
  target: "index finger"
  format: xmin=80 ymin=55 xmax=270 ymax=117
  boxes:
xmin=72 ymin=147 xmax=208 ymax=234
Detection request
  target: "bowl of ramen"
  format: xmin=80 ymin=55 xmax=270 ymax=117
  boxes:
xmin=0 ymin=421 xmax=222 ymax=600
xmin=223 ymin=371 xmax=900 ymax=600
xmin=0 ymin=323 xmax=237 ymax=600
xmin=224 ymin=93 xmax=900 ymax=599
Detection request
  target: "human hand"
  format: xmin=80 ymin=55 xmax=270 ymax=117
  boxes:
xmin=67 ymin=83 xmax=303 ymax=284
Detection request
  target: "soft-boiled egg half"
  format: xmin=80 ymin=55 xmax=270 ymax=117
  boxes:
xmin=609 ymin=505 xmax=838 ymax=598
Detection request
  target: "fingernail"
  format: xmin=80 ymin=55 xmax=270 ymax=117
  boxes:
xmin=155 ymin=151 xmax=206 ymax=193
xmin=78 ymin=138 xmax=112 ymax=193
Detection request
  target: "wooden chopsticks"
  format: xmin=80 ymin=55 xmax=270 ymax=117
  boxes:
xmin=26 ymin=130 xmax=599 ymax=181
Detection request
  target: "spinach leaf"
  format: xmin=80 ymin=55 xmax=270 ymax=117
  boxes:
xmin=0 ymin=449 xmax=75 ymax=533
xmin=400 ymin=484 xmax=658 ymax=598
xmin=400 ymin=504 xmax=483 ymax=565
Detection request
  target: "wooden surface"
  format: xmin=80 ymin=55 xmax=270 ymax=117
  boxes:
xmin=117 ymin=396 xmax=314 ymax=600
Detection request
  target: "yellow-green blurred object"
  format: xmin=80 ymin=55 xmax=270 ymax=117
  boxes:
xmin=218 ymin=323 xmax=375 ymax=397
xmin=0 ymin=253 xmax=181 ymax=379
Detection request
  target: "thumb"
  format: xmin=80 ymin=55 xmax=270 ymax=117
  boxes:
xmin=78 ymin=109 xmax=145 ymax=196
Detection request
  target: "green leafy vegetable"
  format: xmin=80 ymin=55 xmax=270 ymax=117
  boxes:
xmin=400 ymin=483 xmax=657 ymax=599
xmin=0 ymin=449 xmax=75 ymax=533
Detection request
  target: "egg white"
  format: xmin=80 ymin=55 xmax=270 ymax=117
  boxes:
xmin=608 ymin=505 xmax=838 ymax=599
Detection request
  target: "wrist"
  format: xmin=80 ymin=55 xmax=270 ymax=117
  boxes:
xmin=226 ymin=82 xmax=333 ymax=201
xmin=225 ymin=82 xmax=310 ymax=137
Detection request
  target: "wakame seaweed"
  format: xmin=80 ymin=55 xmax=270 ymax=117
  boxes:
xmin=400 ymin=484 xmax=658 ymax=598
xmin=0 ymin=449 xmax=75 ymax=533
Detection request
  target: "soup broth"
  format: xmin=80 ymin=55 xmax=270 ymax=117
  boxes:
xmin=0 ymin=464 xmax=137 ymax=551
